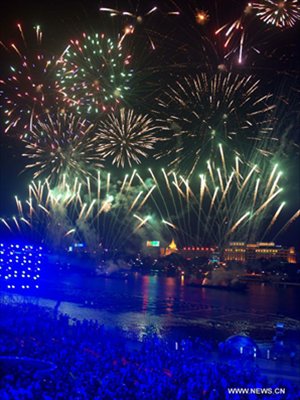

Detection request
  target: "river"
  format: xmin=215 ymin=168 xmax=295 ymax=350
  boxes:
xmin=5 ymin=273 xmax=298 ymax=341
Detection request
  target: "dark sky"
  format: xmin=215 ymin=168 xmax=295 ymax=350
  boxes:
xmin=0 ymin=0 xmax=299 ymax=246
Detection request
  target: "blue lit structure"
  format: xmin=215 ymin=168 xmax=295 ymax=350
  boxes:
xmin=0 ymin=243 xmax=43 ymax=290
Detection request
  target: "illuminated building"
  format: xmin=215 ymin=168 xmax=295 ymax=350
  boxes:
xmin=162 ymin=239 xmax=178 ymax=256
xmin=224 ymin=242 xmax=297 ymax=264
xmin=145 ymin=240 xmax=161 ymax=257
xmin=146 ymin=241 xmax=160 ymax=248
xmin=0 ymin=242 xmax=43 ymax=290
xmin=160 ymin=240 xmax=215 ymax=259
xmin=178 ymin=246 xmax=216 ymax=260
xmin=159 ymin=240 xmax=296 ymax=263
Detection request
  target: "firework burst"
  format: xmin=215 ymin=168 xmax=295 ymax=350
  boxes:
xmin=97 ymin=108 xmax=160 ymax=168
xmin=21 ymin=112 xmax=103 ymax=181
xmin=56 ymin=32 xmax=133 ymax=115
xmin=195 ymin=9 xmax=210 ymax=25
xmin=252 ymin=0 xmax=300 ymax=28
xmin=155 ymin=72 xmax=275 ymax=175
xmin=0 ymin=24 xmax=60 ymax=134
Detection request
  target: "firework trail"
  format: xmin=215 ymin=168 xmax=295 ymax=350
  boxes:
xmin=1 ymin=158 xmax=298 ymax=251
xmin=141 ymin=149 xmax=297 ymax=249
xmin=1 ymin=172 xmax=154 ymax=252
xmin=99 ymin=4 xmax=179 ymax=50
xmin=215 ymin=3 xmax=256 ymax=64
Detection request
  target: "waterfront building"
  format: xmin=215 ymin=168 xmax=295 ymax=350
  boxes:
xmin=160 ymin=240 xmax=216 ymax=259
xmin=178 ymin=245 xmax=216 ymax=259
xmin=224 ymin=242 xmax=297 ymax=264
xmin=159 ymin=241 xmax=297 ymax=263
xmin=162 ymin=239 xmax=178 ymax=256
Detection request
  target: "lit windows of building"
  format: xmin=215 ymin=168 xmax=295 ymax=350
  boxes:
xmin=224 ymin=242 xmax=296 ymax=264
xmin=179 ymin=246 xmax=215 ymax=259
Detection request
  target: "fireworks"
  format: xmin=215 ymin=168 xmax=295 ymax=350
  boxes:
xmin=21 ymin=112 xmax=103 ymax=181
xmin=56 ymin=33 xmax=133 ymax=114
xmin=155 ymin=72 xmax=274 ymax=175
xmin=215 ymin=1 xmax=300 ymax=62
xmin=99 ymin=5 xmax=160 ymax=50
xmin=195 ymin=10 xmax=210 ymax=25
xmin=215 ymin=3 xmax=255 ymax=63
xmin=252 ymin=0 xmax=300 ymax=28
xmin=96 ymin=108 xmax=160 ymax=168
xmin=143 ymin=151 xmax=295 ymax=248
xmin=99 ymin=5 xmax=158 ymax=25
xmin=1 ymin=171 xmax=153 ymax=251
xmin=0 ymin=3 xmax=298 ymax=251
xmin=2 ymin=155 xmax=299 ymax=250
xmin=0 ymin=24 xmax=59 ymax=134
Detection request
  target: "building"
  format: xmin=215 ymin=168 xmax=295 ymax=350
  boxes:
xmin=224 ymin=242 xmax=297 ymax=264
xmin=160 ymin=240 xmax=216 ymax=259
xmin=161 ymin=239 xmax=178 ymax=256
xmin=159 ymin=240 xmax=297 ymax=264
xmin=145 ymin=240 xmax=161 ymax=257
xmin=179 ymin=246 xmax=216 ymax=260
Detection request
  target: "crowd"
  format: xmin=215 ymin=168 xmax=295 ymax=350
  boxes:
xmin=0 ymin=302 xmax=299 ymax=399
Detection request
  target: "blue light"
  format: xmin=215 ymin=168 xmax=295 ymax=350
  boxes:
xmin=0 ymin=242 xmax=43 ymax=291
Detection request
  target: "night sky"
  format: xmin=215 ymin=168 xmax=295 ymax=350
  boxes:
xmin=0 ymin=0 xmax=299 ymax=247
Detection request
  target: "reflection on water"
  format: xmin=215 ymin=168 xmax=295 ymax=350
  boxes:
xmin=7 ymin=274 xmax=300 ymax=339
